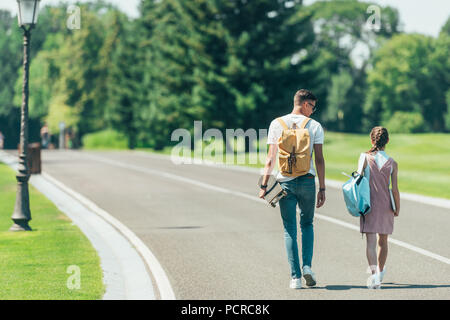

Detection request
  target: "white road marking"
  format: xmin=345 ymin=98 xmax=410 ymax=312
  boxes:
xmin=83 ymin=152 xmax=450 ymax=266
xmin=134 ymin=151 xmax=450 ymax=210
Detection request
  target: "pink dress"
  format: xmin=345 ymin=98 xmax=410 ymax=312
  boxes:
xmin=360 ymin=153 xmax=395 ymax=235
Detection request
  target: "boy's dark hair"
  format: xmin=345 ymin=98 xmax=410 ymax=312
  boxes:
xmin=294 ymin=89 xmax=317 ymax=107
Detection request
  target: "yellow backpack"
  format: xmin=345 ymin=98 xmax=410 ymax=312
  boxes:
xmin=277 ymin=117 xmax=311 ymax=177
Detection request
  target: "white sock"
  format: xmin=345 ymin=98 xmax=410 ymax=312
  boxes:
xmin=367 ymin=265 xmax=377 ymax=274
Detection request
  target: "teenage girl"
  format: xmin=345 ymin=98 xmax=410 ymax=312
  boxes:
xmin=361 ymin=127 xmax=400 ymax=289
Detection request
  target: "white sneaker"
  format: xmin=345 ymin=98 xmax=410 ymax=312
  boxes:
xmin=366 ymin=273 xmax=381 ymax=289
xmin=378 ymin=266 xmax=386 ymax=283
xmin=302 ymin=266 xmax=317 ymax=287
xmin=290 ymin=278 xmax=302 ymax=289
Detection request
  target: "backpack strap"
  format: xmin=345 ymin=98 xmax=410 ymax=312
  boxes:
xmin=300 ymin=117 xmax=311 ymax=129
xmin=357 ymin=153 xmax=367 ymax=176
xmin=277 ymin=118 xmax=289 ymax=130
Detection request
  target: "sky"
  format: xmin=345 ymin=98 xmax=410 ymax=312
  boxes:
xmin=1 ymin=0 xmax=449 ymax=37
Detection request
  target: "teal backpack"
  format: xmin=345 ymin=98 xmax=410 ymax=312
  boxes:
xmin=342 ymin=153 xmax=371 ymax=231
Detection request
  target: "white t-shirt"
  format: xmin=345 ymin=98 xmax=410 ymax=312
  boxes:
xmin=267 ymin=113 xmax=324 ymax=182
xmin=363 ymin=150 xmax=393 ymax=183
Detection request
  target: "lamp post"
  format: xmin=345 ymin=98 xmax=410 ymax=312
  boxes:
xmin=10 ymin=0 xmax=41 ymax=231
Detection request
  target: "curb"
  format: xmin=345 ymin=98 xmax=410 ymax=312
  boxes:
xmin=0 ymin=151 xmax=164 ymax=300
xmin=42 ymin=170 xmax=176 ymax=300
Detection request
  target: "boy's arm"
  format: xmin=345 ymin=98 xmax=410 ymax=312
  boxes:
xmin=259 ymin=144 xmax=278 ymax=199
xmin=314 ymin=143 xmax=326 ymax=208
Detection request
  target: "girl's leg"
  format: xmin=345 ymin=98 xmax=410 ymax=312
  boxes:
xmin=378 ymin=234 xmax=389 ymax=272
xmin=366 ymin=233 xmax=377 ymax=274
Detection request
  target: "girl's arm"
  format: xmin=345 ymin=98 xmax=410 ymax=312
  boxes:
xmin=391 ymin=161 xmax=400 ymax=216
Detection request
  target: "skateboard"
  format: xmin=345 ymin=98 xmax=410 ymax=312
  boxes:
xmin=257 ymin=175 xmax=287 ymax=208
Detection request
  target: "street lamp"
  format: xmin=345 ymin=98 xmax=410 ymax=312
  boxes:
xmin=10 ymin=0 xmax=41 ymax=231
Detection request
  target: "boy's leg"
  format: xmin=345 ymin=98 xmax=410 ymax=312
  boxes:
xmin=297 ymin=176 xmax=316 ymax=268
xmin=279 ymin=181 xmax=302 ymax=279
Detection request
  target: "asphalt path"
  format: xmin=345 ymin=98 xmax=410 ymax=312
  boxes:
xmin=17 ymin=150 xmax=450 ymax=299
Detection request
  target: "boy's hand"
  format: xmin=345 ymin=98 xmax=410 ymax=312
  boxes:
xmin=394 ymin=210 xmax=399 ymax=217
xmin=316 ymin=190 xmax=326 ymax=208
xmin=258 ymin=188 xmax=267 ymax=199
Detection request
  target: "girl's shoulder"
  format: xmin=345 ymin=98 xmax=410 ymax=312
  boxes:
xmin=391 ymin=158 xmax=398 ymax=169
xmin=384 ymin=154 xmax=398 ymax=173
xmin=385 ymin=153 xmax=396 ymax=166
xmin=365 ymin=151 xmax=396 ymax=169
xmin=375 ymin=150 xmax=395 ymax=162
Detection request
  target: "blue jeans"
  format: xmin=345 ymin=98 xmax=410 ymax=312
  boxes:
xmin=279 ymin=174 xmax=316 ymax=279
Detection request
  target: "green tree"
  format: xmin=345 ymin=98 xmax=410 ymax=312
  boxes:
xmin=304 ymin=0 xmax=400 ymax=132
xmin=104 ymin=11 xmax=142 ymax=149
xmin=431 ymin=21 xmax=450 ymax=131
xmin=324 ymin=70 xmax=353 ymax=131
xmin=10 ymin=4 xmax=74 ymax=144
xmin=445 ymin=90 xmax=450 ymax=131
xmin=217 ymin=0 xmax=315 ymax=128
xmin=441 ymin=17 xmax=450 ymax=35
xmin=438 ymin=17 xmax=450 ymax=131
xmin=384 ymin=111 xmax=426 ymax=133
xmin=137 ymin=0 xmax=232 ymax=149
xmin=364 ymin=33 xmax=448 ymax=132
xmin=0 ymin=10 xmax=22 ymax=148
xmin=20 ymin=3 xmax=125 ymax=146
xmin=136 ymin=0 xmax=317 ymax=149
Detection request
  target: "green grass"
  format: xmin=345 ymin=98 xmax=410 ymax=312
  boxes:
xmin=0 ymin=163 xmax=105 ymax=300
xmin=137 ymin=132 xmax=450 ymax=200
xmin=323 ymin=132 xmax=450 ymax=199
xmin=82 ymin=129 xmax=128 ymax=150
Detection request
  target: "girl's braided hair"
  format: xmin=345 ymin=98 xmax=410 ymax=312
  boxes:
xmin=367 ymin=126 xmax=389 ymax=154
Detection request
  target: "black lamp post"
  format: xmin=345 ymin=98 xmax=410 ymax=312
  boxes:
xmin=10 ymin=0 xmax=41 ymax=232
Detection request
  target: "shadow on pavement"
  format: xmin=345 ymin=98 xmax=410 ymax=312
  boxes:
xmin=156 ymin=226 xmax=204 ymax=230
xmin=325 ymin=283 xmax=450 ymax=290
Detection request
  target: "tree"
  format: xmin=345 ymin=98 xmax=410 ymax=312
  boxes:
xmin=135 ymin=0 xmax=318 ymax=149
xmin=0 ymin=10 xmax=23 ymax=148
xmin=19 ymin=3 xmax=125 ymax=146
xmin=217 ymin=0 xmax=315 ymax=128
xmin=105 ymin=11 xmax=142 ymax=149
xmin=437 ymin=17 xmax=450 ymax=131
xmin=137 ymin=0 xmax=232 ymax=149
xmin=364 ymin=33 xmax=448 ymax=132
xmin=324 ymin=70 xmax=353 ymax=131
xmin=441 ymin=17 xmax=450 ymax=35
xmin=303 ymin=0 xmax=400 ymax=132
xmin=445 ymin=90 xmax=450 ymax=131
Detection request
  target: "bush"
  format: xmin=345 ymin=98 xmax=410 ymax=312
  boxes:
xmin=445 ymin=90 xmax=450 ymax=131
xmin=82 ymin=129 xmax=128 ymax=149
xmin=383 ymin=112 xmax=426 ymax=133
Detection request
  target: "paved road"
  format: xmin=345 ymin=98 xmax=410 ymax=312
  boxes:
xmin=19 ymin=150 xmax=450 ymax=299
